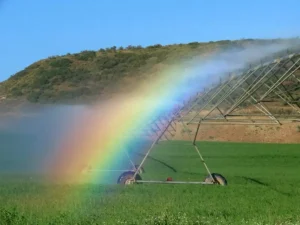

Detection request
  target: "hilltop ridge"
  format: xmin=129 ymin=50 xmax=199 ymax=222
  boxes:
xmin=1 ymin=38 xmax=299 ymax=104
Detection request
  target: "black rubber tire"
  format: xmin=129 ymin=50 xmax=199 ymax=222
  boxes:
xmin=117 ymin=171 xmax=142 ymax=185
xmin=134 ymin=165 xmax=145 ymax=174
xmin=204 ymin=173 xmax=227 ymax=186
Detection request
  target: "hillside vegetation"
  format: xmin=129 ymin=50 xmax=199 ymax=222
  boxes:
xmin=1 ymin=39 xmax=298 ymax=103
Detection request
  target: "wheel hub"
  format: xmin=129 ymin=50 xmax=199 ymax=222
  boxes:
xmin=125 ymin=178 xmax=134 ymax=185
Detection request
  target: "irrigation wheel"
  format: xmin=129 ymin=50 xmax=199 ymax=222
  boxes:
xmin=204 ymin=173 xmax=227 ymax=186
xmin=117 ymin=171 xmax=142 ymax=185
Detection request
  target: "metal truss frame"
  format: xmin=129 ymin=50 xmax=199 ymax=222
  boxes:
xmin=181 ymin=53 xmax=300 ymax=126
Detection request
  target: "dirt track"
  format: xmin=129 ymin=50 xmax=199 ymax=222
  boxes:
xmin=174 ymin=122 xmax=300 ymax=143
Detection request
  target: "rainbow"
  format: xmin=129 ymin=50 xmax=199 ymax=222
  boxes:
xmin=37 ymin=43 xmax=294 ymax=208
xmin=45 ymin=52 xmax=226 ymax=187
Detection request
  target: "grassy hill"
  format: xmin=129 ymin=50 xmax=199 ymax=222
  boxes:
xmin=1 ymin=38 xmax=299 ymax=104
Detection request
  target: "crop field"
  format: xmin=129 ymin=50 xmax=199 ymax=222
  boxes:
xmin=1 ymin=141 xmax=300 ymax=225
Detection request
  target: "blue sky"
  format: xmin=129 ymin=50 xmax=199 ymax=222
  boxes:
xmin=0 ymin=0 xmax=299 ymax=82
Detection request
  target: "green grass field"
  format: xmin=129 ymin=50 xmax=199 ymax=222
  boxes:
xmin=1 ymin=141 xmax=300 ymax=225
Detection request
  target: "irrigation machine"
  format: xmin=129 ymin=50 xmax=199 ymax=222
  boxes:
xmin=117 ymin=45 xmax=300 ymax=186
xmin=86 ymin=43 xmax=300 ymax=186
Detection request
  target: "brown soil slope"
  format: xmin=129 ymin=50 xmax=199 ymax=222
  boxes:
xmin=174 ymin=122 xmax=300 ymax=143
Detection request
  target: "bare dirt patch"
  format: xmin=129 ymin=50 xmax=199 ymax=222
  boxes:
xmin=174 ymin=122 xmax=300 ymax=143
